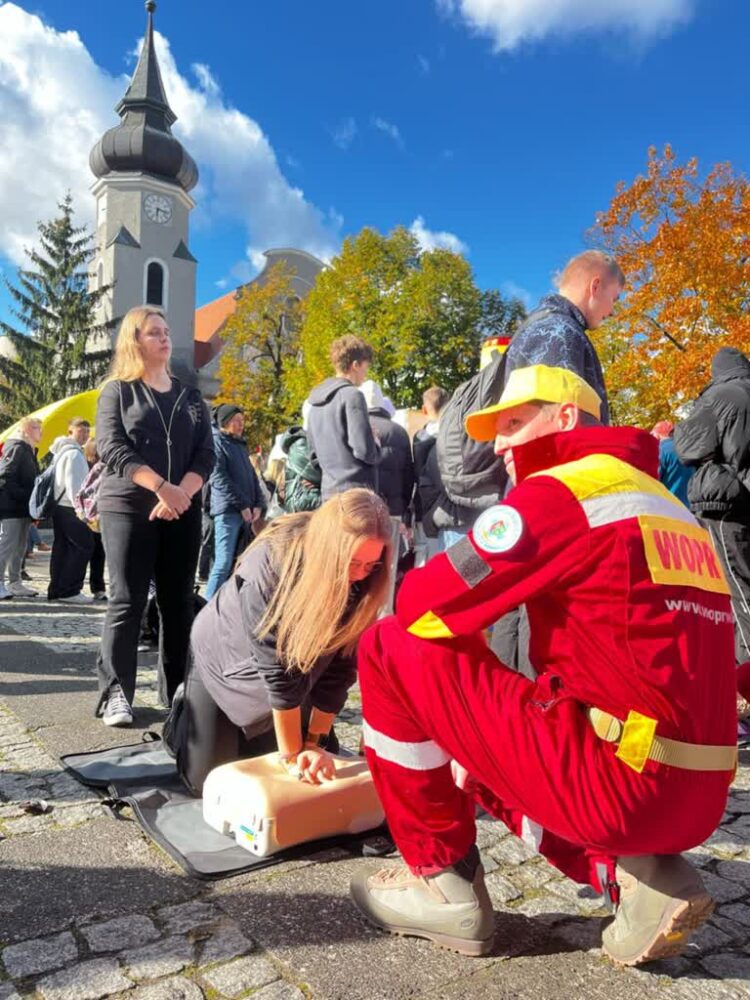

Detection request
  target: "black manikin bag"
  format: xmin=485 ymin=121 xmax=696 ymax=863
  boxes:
xmin=61 ymin=736 xmax=392 ymax=880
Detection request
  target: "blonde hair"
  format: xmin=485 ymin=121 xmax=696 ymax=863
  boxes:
xmin=103 ymin=305 xmax=169 ymax=384
xmin=556 ymin=250 xmax=625 ymax=291
xmin=265 ymin=457 xmax=286 ymax=499
xmin=257 ymin=489 xmax=392 ymax=673
xmin=83 ymin=438 xmax=99 ymax=464
xmin=15 ymin=416 xmax=42 ymax=443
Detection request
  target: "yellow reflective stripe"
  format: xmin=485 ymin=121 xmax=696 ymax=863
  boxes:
xmin=407 ymin=611 xmax=454 ymax=639
xmin=529 ymin=453 xmax=684 ymax=508
xmin=615 ymin=710 xmax=658 ymax=774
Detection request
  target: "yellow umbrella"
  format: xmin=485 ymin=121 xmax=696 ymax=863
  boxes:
xmin=0 ymin=388 xmax=100 ymax=461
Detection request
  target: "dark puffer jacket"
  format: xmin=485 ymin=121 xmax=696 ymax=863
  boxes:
xmin=281 ymin=426 xmax=321 ymax=513
xmin=368 ymin=408 xmax=414 ymax=519
xmin=209 ymin=426 xmax=263 ymax=517
xmin=674 ymin=347 xmax=750 ymax=518
xmin=0 ymin=439 xmax=39 ymax=519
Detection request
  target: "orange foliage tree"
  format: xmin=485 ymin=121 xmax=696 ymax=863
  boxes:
xmin=589 ymin=145 xmax=750 ymax=427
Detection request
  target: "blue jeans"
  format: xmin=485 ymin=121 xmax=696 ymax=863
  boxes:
xmin=205 ymin=511 xmax=243 ymax=599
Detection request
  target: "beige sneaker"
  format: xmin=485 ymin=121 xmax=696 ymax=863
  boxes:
xmin=602 ymin=854 xmax=714 ymax=966
xmin=350 ymin=862 xmax=494 ymax=956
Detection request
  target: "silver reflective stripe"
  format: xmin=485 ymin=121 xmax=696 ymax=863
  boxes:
xmin=521 ymin=815 xmax=543 ymax=851
xmin=362 ymin=720 xmax=451 ymax=771
xmin=580 ymin=491 xmax=696 ymax=529
xmin=446 ymin=535 xmax=492 ymax=588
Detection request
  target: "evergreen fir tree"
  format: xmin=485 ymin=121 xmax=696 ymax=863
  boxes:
xmin=0 ymin=193 xmax=113 ymax=424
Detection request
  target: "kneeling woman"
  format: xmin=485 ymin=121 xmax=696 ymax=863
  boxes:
xmin=174 ymin=488 xmax=391 ymax=795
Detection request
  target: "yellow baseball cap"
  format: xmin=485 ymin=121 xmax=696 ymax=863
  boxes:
xmin=465 ymin=365 xmax=602 ymax=442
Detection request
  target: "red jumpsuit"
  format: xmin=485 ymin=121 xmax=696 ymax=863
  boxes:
xmin=358 ymin=427 xmax=737 ymax=894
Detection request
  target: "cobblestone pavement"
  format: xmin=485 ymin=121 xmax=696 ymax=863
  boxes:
xmin=1 ymin=551 xmax=750 ymax=998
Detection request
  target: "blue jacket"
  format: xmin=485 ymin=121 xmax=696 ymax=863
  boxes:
xmin=658 ymin=437 xmax=693 ymax=507
xmin=209 ymin=427 xmax=262 ymax=516
xmin=504 ymin=294 xmax=610 ymax=424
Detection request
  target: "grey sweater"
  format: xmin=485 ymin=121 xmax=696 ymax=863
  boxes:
xmin=192 ymin=538 xmax=358 ymax=733
xmin=306 ymin=377 xmax=380 ymax=499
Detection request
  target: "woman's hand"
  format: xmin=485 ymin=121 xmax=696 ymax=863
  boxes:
xmin=149 ymin=499 xmax=178 ymax=521
xmin=155 ymin=482 xmax=191 ymax=517
xmin=297 ymin=747 xmax=336 ymax=784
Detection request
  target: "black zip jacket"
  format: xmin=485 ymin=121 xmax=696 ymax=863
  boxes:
xmin=674 ymin=348 xmax=750 ymax=518
xmin=368 ymin=408 xmax=414 ymax=519
xmin=0 ymin=439 xmax=39 ymax=519
xmin=96 ymin=377 xmax=215 ymax=515
xmin=191 ymin=538 xmax=357 ymax=733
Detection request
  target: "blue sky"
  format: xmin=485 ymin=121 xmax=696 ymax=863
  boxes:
xmin=1 ymin=0 xmax=748 ymax=321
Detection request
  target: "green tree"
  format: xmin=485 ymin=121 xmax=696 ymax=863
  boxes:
xmin=216 ymin=261 xmax=304 ymax=447
xmin=0 ymin=193 xmax=112 ymax=424
xmin=287 ymin=226 xmax=498 ymax=410
xmin=478 ymin=289 xmax=527 ymax=339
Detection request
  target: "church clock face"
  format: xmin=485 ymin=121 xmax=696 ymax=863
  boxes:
xmin=144 ymin=193 xmax=172 ymax=224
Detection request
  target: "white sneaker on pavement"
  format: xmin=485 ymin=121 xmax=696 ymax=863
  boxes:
xmin=0 ymin=583 xmax=12 ymax=600
xmin=57 ymin=592 xmax=95 ymax=605
xmin=102 ymin=684 xmax=134 ymax=727
xmin=7 ymin=581 xmax=40 ymax=598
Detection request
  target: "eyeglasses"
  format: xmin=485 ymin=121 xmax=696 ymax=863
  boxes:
xmin=350 ymin=560 xmax=383 ymax=573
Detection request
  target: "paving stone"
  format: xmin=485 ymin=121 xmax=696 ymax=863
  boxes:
xmin=157 ymin=899 xmax=223 ymax=935
xmin=37 ymin=957 xmax=134 ymax=1000
xmin=201 ymin=954 xmax=280 ymax=996
xmin=715 ymin=858 xmax=750 ymax=886
xmin=121 ymin=936 xmax=194 ymax=980
xmin=199 ymin=923 xmax=254 ymax=964
xmin=82 ymin=914 xmax=161 ymax=953
xmin=253 ymin=984 xmax=305 ymax=1000
xmin=511 ymin=862 xmax=555 ymax=891
xmin=514 ymin=894 xmax=578 ymax=920
xmin=549 ymin=918 xmax=602 ymax=953
xmin=725 ymin=814 xmax=750 ymax=841
xmin=719 ymin=902 xmax=750 ymax=926
xmin=701 ymin=871 xmax=748 ymax=904
xmin=686 ymin=919 xmax=733 ymax=953
xmin=0 ymin=985 xmax=22 ymax=1000
xmin=707 ymin=914 xmax=750 ymax=945
xmin=132 ymin=978 xmax=205 ymax=1000
xmin=485 ymin=872 xmax=522 ymax=905
xmin=669 ymin=978 xmax=746 ymax=1000
xmin=490 ymin=836 xmax=536 ymax=865
xmin=2 ymin=929 xmax=78 ymax=977
xmin=701 ymin=952 xmax=750 ymax=979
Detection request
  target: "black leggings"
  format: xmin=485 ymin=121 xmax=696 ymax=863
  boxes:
xmin=174 ymin=667 xmax=338 ymax=797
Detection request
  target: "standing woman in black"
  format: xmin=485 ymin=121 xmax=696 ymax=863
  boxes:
xmin=95 ymin=306 xmax=215 ymax=726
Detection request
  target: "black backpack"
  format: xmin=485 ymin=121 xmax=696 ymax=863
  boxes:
xmin=28 ymin=456 xmax=63 ymax=520
xmin=436 ymin=350 xmax=509 ymax=510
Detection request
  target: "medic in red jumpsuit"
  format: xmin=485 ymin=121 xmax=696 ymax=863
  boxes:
xmin=350 ymin=365 xmax=738 ymax=967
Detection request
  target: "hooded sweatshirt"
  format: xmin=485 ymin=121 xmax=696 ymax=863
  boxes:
xmin=674 ymin=347 xmax=750 ymax=518
xmin=50 ymin=436 xmax=89 ymax=508
xmin=306 ymin=377 xmax=380 ymax=499
xmin=359 ymin=381 xmax=414 ymax=519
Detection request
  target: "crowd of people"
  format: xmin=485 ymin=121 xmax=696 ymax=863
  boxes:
xmin=1 ymin=248 xmax=749 ymax=968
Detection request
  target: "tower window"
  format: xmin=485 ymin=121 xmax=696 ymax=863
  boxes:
xmin=146 ymin=262 xmax=164 ymax=305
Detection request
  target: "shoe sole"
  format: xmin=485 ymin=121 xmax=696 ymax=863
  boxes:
xmin=349 ymin=884 xmax=494 ymax=957
xmin=103 ymin=713 xmax=133 ymax=727
xmin=603 ymin=892 xmax=714 ymax=967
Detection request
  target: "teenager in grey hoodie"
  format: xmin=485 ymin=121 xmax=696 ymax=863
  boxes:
xmin=306 ymin=335 xmax=380 ymax=499
xmin=48 ymin=418 xmax=95 ymax=603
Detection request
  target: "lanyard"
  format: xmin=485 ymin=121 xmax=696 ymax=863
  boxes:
xmin=142 ymin=381 xmax=187 ymax=484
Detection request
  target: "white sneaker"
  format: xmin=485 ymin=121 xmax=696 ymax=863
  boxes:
xmin=0 ymin=583 xmax=12 ymax=600
xmin=7 ymin=581 xmax=39 ymax=598
xmin=57 ymin=592 xmax=95 ymax=605
xmin=102 ymin=684 xmax=134 ymax=727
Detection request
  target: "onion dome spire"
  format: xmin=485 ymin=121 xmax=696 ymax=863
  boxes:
xmin=89 ymin=1 xmax=198 ymax=192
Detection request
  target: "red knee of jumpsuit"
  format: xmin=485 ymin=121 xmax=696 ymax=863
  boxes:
xmin=359 ymin=428 xmax=738 ymax=892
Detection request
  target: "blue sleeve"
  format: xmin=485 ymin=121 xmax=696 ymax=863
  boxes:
xmin=505 ymin=320 xmax=588 ymax=381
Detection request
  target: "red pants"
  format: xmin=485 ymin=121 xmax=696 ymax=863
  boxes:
xmin=359 ymin=618 xmax=731 ymax=892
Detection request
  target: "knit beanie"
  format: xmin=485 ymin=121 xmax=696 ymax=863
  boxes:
xmin=216 ymin=403 xmax=242 ymax=427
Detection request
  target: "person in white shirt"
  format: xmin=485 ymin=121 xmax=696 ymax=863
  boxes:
xmin=47 ymin=418 xmax=95 ymax=604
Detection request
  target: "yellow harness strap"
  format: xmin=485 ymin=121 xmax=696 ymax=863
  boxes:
xmin=587 ymin=708 xmax=737 ymax=773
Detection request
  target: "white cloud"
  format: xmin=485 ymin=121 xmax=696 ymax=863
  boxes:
xmin=371 ymin=116 xmax=404 ymax=149
xmin=438 ymin=0 xmax=694 ymax=50
xmin=417 ymin=54 xmax=431 ymax=74
xmin=500 ymin=280 xmax=533 ymax=309
xmin=331 ymin=117 xmax=357 ymax=150
xmin=0 ymin=2 xmax=341 ymax=273
xmin=410 ymin=216 xmax=468 ymax=255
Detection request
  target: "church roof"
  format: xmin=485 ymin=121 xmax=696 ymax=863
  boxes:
xmin=89 ymin=2 xmax=198 ymax=192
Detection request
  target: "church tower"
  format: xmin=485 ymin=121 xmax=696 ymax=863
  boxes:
xmin=89 ymin=1 xmax=199 ymax=382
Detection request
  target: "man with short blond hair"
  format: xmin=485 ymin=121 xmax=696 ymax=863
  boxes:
xmin=504 ymin=249 xmax=624 ymax=425
xmin=351 ymin=364 xmax=736 ymax=968
xmin=307 ymin=335 xmax=380 ymax=499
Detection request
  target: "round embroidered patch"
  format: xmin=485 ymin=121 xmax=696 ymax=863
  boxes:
xmin=473 ymin=504 xmax=524 ymax=554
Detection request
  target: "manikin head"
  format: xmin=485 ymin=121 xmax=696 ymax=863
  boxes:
xmin=556 ymin=250 xmax=625 ymax=330
xmin=465 ymin=365 xmax=602 ymax=484
xmin=330 ymin=335 xmax=374 ymax=386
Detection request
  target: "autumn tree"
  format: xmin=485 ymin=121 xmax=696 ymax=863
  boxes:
xmin=0 ymin=193 xmax=112 ymax=425
xmin=216 ymin=261 xmax=304 ymax=447
xmin=287 ymin=227 xmax=511 ymax=410
xmin=589 ymin=145 xmax=750 ymax=426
